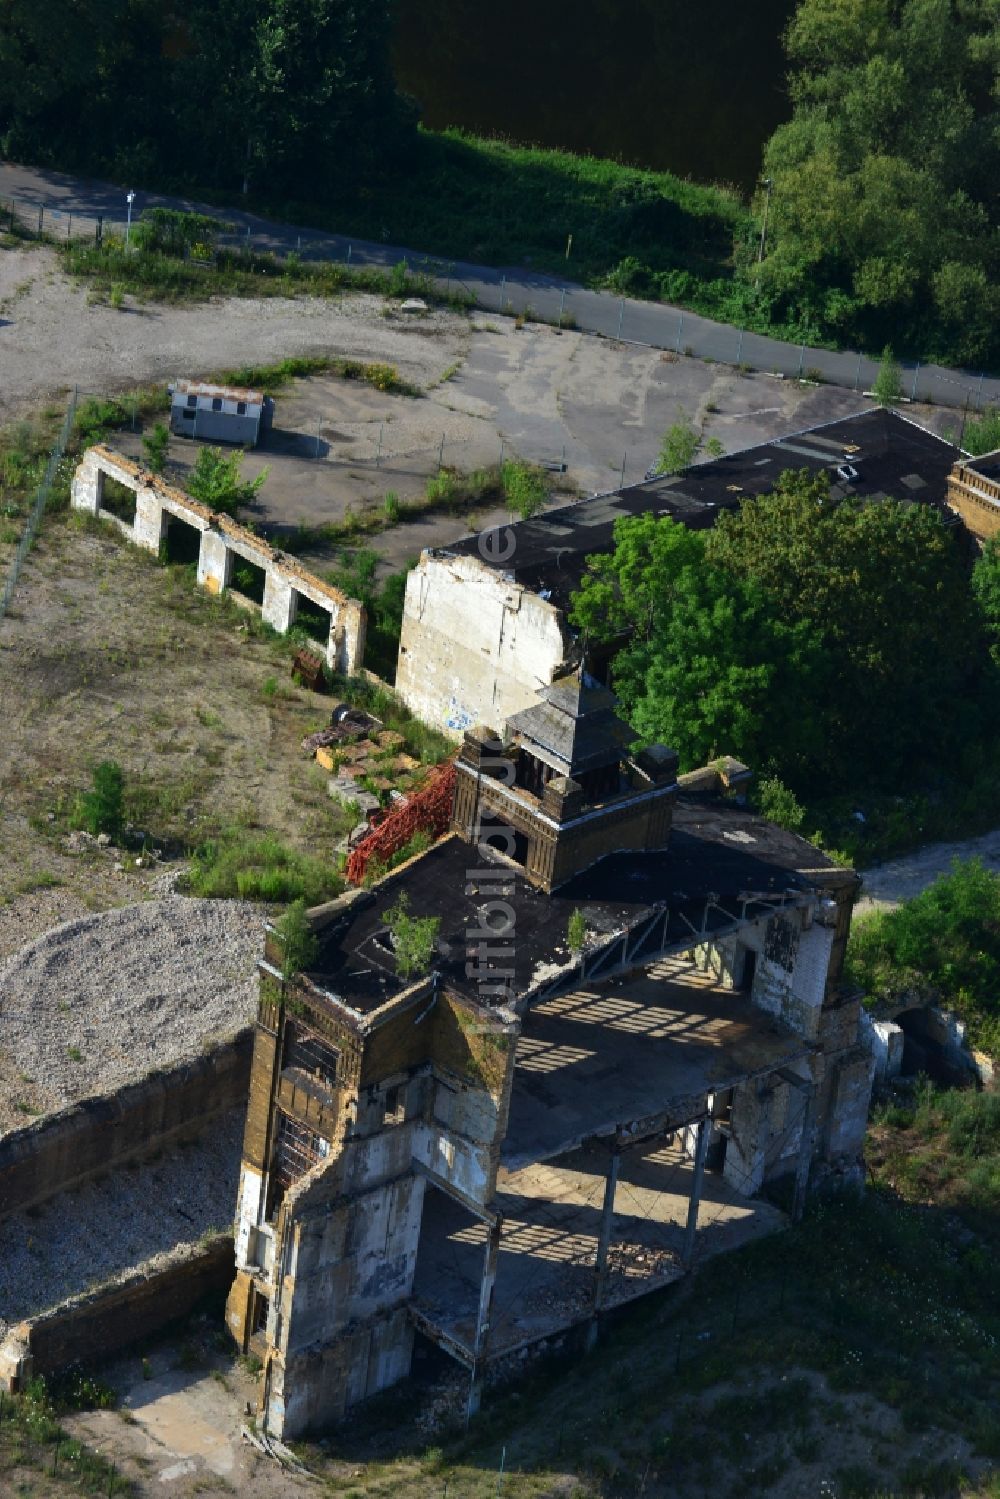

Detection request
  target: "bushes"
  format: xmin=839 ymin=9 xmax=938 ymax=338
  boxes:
xmin=848 ymin=860 xmax=1000 ymax=1057
xmin=73 ymin=760 xmax=124 ymax=839
xmin=186 ymin=830 xmax=342 ymax=904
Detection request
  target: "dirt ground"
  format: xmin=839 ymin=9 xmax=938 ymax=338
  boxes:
xmin=1 ymin=240 xmax=962 ymax=568
xmin=51 ymin=1324 xmax=987 ymax=1499
xmin=0 ymin=514 xmax=351 ymax=960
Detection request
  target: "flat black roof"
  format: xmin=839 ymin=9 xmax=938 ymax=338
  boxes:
xmin=445 ymin=408 xmax=959 ymax=612
xmin=306 ymin=796 xmax=849 ymax=1017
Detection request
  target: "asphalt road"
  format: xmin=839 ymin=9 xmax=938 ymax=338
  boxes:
xmin=2 ymin=158 xmax=998 ymax=415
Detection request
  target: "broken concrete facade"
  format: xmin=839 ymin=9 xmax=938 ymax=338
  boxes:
xmin=71 ymin=445 xmax=366 ymax=673
xmin=227 ymin=678 xmax=871 ymax=1439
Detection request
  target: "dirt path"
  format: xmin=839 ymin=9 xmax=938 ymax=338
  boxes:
xmin=858 ymin=828 xmax=1000 ymax=914
xmin=0 ymin=243 xmax=470 ymax=425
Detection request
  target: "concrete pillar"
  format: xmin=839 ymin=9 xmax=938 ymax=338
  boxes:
xmin=198 ymin=530 xmax=231 ymax=596
xmin=70 ymin=453 xmax=101 ymax=515
xmin=133 ymin=488 xmax=165 ymax=552
xmin=791 ymin=1082 xmax=817 ymax=1223
xmin=466 ymin=1214 xmax=502 ymax=1422
xmin=587 ymin=1147 xmax=620 ymax=1349
xmin=263 ymin=571 xmax=296 ymax=634
xmin=341 ymin=599 xmax=367 ymax=675
xmin=681 ymin=1117 xmax=710 ymax=1270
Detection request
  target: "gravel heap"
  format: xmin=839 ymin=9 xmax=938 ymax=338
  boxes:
xmin=0 ymin=1107 xmax=244 ymax=1337
xmin=0 ymin=897 xmax=266 ymax=1131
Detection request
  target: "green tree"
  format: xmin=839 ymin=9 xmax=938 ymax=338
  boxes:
xmin=567 ymin=908 xmax=587 ymax=952
xmin=758 ymin=0 xmax=1000 ymax=365
xmin=274 ymin=897 xmax=318 ymax=980
xmin=572 ymin=468 xmax=982 ymax=794
xmin=972 ymin=537 xmax=1000 ymax=665
xmin=186 ymin=447 xmax=267 ymax=518
xmin=656 ymin=410 xmax=701 ymax=475
xmin=570 ymin=509 xmax=826 ymax=777
xmin=142 ymin=422 xmax=170 ymax=474
xmin=873 ymin=345 xmax=903 ymax=405
xmin=75 ymin=760 xmax=125 ymax=838
xmin=384 ymin=892 xmax=440 ymax=982
xmin=704 ymin=469 xmax=978 ymax=785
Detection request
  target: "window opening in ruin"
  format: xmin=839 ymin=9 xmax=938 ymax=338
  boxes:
xmin=271 ymin=1112 xmax=330 ymax=1199
xmin=515 ymin=750 xmax=552 ymax=798
xmin=161 ymin=511 xmax=202 ymax=567
xmin=282 ymin=1021 xmax=339 ymax=1092
xmin=292 ymin=591 xmax=334 ymax=646
xmin=252 ymin=1291 xmax=270 ymax=1335
xmin=383 ymin=1084 xmax=405 ymax=1124
xmin=741 ymin=948 xmax=757 ymax=994
xmin=99 ymin=474 xmax=137 ymax=526
xmin=231 ymin=554 xmax=267 ymax=606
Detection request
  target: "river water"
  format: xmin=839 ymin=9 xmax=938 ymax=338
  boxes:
xmin=393 ymin=0 xmax=795 ymax=193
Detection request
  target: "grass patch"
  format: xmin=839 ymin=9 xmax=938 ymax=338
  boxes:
xmin=61 ymin=237 xmax=473 ymax=316
xmin=0 ymin=1378 xmax=130 ymax=1493
xmin=184 ymin=828 xmax=343 ymax=903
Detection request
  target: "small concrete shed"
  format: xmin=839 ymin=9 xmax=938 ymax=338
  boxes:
xmin=169 ymin=381 xmax=274 ymax=447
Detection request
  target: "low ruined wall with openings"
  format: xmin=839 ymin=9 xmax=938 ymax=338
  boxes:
xmin=0 ymin=1036 xmax=253 ymax=1220
xmin=72 ymin=445 xmax=366 ymax=672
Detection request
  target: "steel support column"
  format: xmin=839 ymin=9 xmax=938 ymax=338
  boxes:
xmin=681 ymin=1118 xmax=710 ymax=1270
xmin=466 ymin=1213 xmax=503 ymax=1422
xmin=586 ymin=1147 xmax=621 ymax=1349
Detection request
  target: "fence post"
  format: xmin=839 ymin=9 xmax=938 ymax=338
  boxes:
xmin=558 ymin=287 xmax=566 ymax=328
xmin=617 ymin=298 xmax=625 ymax=340
xmin=736 ymin=328 xmax=744 ymax=365
xmin=38 ymin=205 xmax=43 ymax=235
xmin=619 ymin=451 xmax=626 ymax=489
xmin=499 ymin=275 xmax=506 ymax=312
xmin=854 ymin=351 xmax=863 ymax=391
xmin=797 ymin=343 xmax=805 ymax=378
xmin=67 ymin=213 xmax=72 ymax=240
xmin=96 ymin=214 xmax=103 ymax=248
xmin=438 ymin=433 xmax=445 ymax=467
xmin=976 ymin=371 xmax=986 ymax=410
xmin=375 ymin=423 xmax=383 ymax=469
xmin=676 ymin=313 xmax=683 ymax=354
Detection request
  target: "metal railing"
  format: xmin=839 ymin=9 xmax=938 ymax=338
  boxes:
xmin=5 ymin=186 xmax=1000 ymax=418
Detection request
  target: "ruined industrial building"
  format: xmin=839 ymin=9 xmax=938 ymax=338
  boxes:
xmin=9 ymin=398 xmax=994 ymax=1432
xmin=225 ymin=675 xmax=869 ymax=1438
xmin=396 ymin=408 xmax=961 ymax=735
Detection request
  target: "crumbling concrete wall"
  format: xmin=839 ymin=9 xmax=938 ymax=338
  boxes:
xmin=0 ymin=1035 xmax=252 ymax=1219
xmin=1 ymin=1236 xmax=234 ymax=1394
xmin=395 ymin=551 xmax=575 ymax=736
xmin=71 ymin=445 xmax=366 ymax=673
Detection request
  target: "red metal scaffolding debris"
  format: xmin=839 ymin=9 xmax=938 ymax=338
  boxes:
xmin=345 ymin=760 xmax=457 ymax=886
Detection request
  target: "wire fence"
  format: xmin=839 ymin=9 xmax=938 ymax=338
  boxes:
xmin=0 ymin=392 xmax=78 ymax=623
xmin=7 ymin=187 xmax=1000 ymax=421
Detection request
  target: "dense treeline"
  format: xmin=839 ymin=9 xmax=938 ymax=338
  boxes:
xmin=571 ymin=473 xmax=1000 ymax=858
xmin=758 ymin=0 xmax=1000 ymax=366
xmin=0 ymin=0 xmax=411 ymax=194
